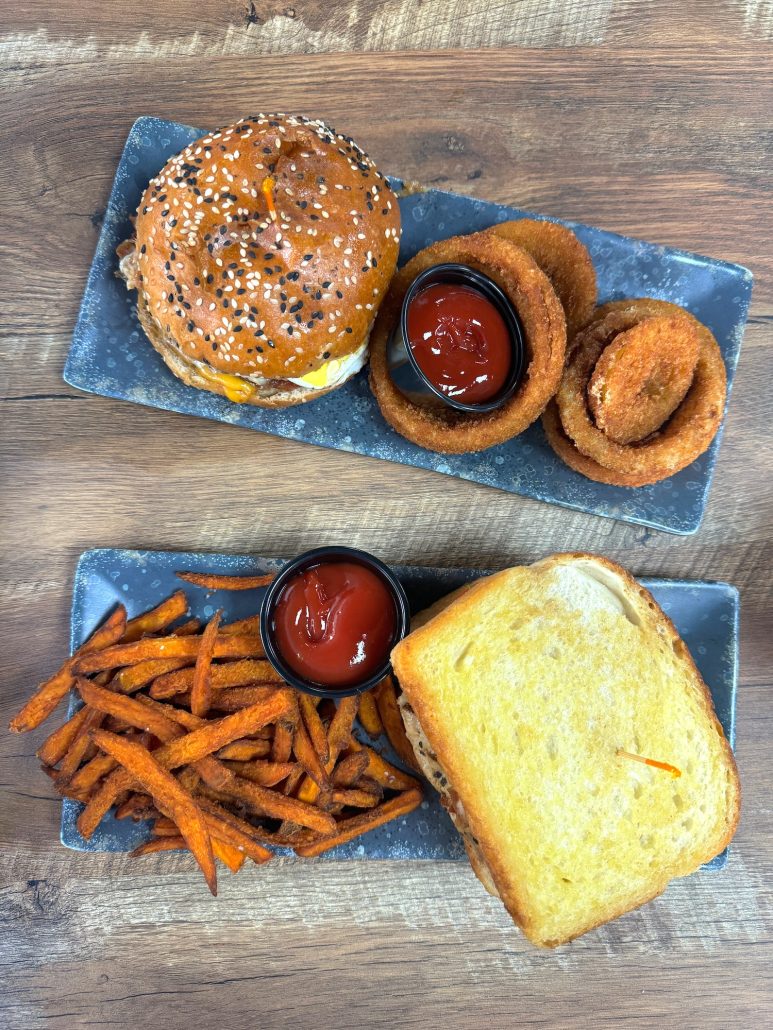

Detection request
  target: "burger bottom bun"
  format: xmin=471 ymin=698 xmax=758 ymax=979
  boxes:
xmin=137 ymin=296 xmax=363 ymax=409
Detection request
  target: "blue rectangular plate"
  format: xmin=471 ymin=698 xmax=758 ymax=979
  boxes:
xmin=65 ymin=118 xmax=752 ymax=536
xmin=62 ymin=548 xmax=738 ymax=869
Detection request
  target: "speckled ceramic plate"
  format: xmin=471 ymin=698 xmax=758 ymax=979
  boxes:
xmin=64 ymin=117 xmax=752 ymax=535
xmin=61 ymin=548 xmax=738 ymax=869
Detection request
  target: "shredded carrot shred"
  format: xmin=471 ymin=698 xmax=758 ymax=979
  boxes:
xmin=261 ymin=176 xmax=277 ymax=221
xmin=617 ymin=748 xmax=681 ymax=778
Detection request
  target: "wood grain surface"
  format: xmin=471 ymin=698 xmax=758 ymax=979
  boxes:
xmin=1 ymin=2 xmax=772 ymax=1027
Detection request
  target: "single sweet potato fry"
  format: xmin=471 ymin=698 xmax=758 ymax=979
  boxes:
xmin=190 ymin=610 xmax=222 ymax=717
xmin=216 ymin=738 xmax=271 ymax=761
xmin=93 ymin=729 xmax=217 ymax=894
xmin=294 ymin=789 xmax=423 ymax=857
xmin=114 ymin=658 xmax=191 ymax=694
xmin=219 ymin=615 xmax=261 ymax=637
xmin=328 ymin=696 xmax=360 ymax=763
xmin=375 ymin=677 xmax=421 ymax=772
xmin=223 ymin=760 xmax=295 ymax=787
xmin=149 ymin=659 xmax=281 ymax=700
xmin=300 ymin=695 xmax=329 ymax=764
xmin=69 ymin=751 xmax=118 ymax=794
xmin=173 ymin=618 xmax=203 ymax=636
xmin=131 ymin=835 xmax=186 ymax=856
xmin=176 ymin=571 xmax=275 ymax=591
xmin=219 ymin=776 xmax=336 ymax=835
xmin=37 ymin=706 xmax=92 ymax=767
xmin=330 ymin=751 xmax=369 ymax=788
xmin=212 ymin=836 xmax=247 ymax=873
xmin=122 ymin=591 xmax=188 ymax=642
xmin=330 ymin=787 xmax=382 ymax=809
xmin=115 ymin=793 xmax=156 ymax=821
xmin=293 ymin=717 xmax=330 ymax=789
xmin=358 ymin=692 xmax=383 ymax=737
xmin=9 ymin=606 xmax=126 ymax=733
xmin=347 ymin=738 xmax=420 ymax=792
xmin=208 ymin=686 xmax=283 ymax=711
xmin=73 ymin=633 xmax=264 ymax=675
xmin=272 ymin=721 xmax=294 ymax=763
xmin=151 ymin=817 xmax=181 ymax=837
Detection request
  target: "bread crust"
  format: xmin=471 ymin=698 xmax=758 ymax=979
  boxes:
xmin=393 ymin=553 xmax=741 ymax=947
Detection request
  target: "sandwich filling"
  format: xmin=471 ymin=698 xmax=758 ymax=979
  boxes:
xmin=398 ymin=694 xmax=500 ymax=899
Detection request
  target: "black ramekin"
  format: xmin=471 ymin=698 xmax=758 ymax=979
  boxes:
xmin=388 ymin=262 xmax=526 ymax=414
xmin=259 ymin=546 xmax=410 ymax=699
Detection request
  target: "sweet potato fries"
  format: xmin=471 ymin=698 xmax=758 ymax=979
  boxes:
xmin=9 ymin=590 xmax=422 ymax=894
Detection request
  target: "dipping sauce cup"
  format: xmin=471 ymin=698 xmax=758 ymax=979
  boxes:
xmin=260 ymin=546 xmax=410 ymax=699
xmin=387 ymin=263 xmax=525 ymax=413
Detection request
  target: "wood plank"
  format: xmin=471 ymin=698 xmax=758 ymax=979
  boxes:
xmin=1 ymin=0 xmax=766 ymax=60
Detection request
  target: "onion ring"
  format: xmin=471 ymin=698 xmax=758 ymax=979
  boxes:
xmin=587 ymin=314 xmax=700 ymax=444
xmin=545 ymin=299 xmax=727 ymax=486
xmin=487 ymin=219 xmax=597 ymax=336
xmin=542 ymin=401 xmax=657 ymax=487
xmin=369 ymin=232 xmax=566 ymax=454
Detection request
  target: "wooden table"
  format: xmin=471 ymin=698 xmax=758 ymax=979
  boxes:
xmin=2 ymin=2 xmax=772 ymax=1026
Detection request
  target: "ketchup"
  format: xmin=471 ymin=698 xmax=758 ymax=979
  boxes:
xmin=271 ymin=561 xmax=396 ymax=688
xmin=406 ymin=283 xmax=512 ymax=404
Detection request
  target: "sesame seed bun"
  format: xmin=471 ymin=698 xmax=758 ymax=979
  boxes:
xmin=120 ymin=114 xmax=401 ymax=407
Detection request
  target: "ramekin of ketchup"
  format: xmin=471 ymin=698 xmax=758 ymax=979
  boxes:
xmin=394 ymin=263 xmax=525 ymax=413
xmin=260 ymin=547 xmax=410 ymax=697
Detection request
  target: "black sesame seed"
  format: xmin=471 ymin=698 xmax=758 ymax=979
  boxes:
xmin=345 ymin=326 xmax=353 ymax=333
xmin=336 ymin=290 xmax=343 ymax=299
xmin=323 ymin=351 xmax=330 ymax=359
xmin=233 ymin=325 xmax=243 ymax=332
xmin=289 ymin=302 xmax=302 ymax=313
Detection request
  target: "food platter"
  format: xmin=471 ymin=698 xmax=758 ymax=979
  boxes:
xmin=60 ymin=548 xmax=738 ymax=869
xmin=64 ymin=117 xmax=753 ymax=535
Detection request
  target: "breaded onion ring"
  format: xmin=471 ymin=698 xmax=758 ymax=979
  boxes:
xmin=369 ymin=232 xmax=566 ymax=454
xmin=542 ymin=401 xmax=657 ymax=487
xmin=487 ymin=219 xmax=597 ymax=335
xmin=545 ymin=299 xmax=727 ymax=486
xmin=587 ymin=314 xmax=700 ymax=444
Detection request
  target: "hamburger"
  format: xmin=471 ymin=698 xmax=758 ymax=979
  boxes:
xmin=118 ymin=114 xmax=401 ymax=407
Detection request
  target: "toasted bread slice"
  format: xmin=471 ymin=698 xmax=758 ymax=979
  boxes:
xmin=391 ymin=553 xmax=740 ymax=947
